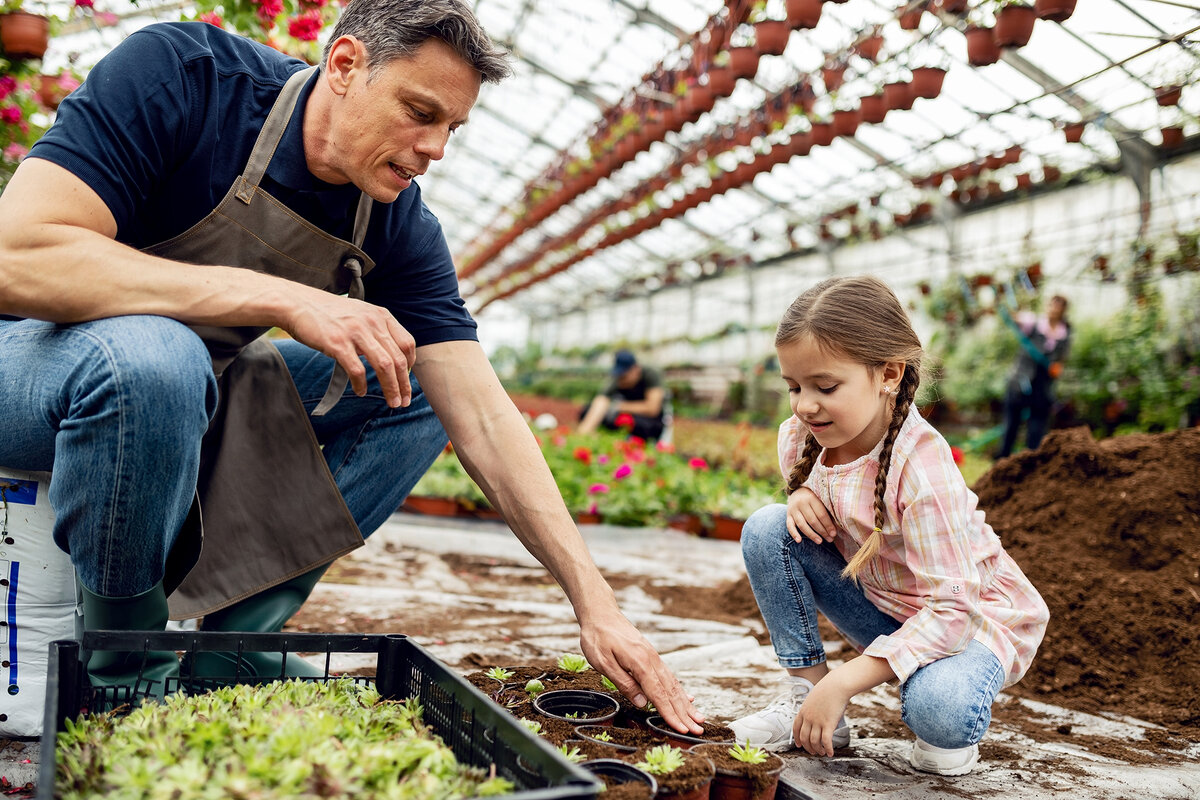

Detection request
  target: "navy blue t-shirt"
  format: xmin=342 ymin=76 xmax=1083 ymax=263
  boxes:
xmin=29 ymin=22 xmax=477 ymax=345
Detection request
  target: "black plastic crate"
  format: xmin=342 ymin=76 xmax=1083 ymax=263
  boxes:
xmin=38 ymin=631 xmax=599 ymax=800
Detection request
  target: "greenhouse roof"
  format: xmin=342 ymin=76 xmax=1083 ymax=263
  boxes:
xmin=40 ymin=0 xmax=1200 ymax=318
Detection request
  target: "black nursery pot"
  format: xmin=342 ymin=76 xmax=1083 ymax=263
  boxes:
xmin=581 ymin=758 xmax=658 ymax=796
xmin=533 ymin=689 xmax=620 ymax=725
xmin=646 ymin=715 xmax=735 ymax=750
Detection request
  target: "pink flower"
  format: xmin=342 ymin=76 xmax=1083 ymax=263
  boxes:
xmin=287 ymin=9 xmax=324 ymax=41
xmin=597 ymin=454 xmax=610 ymax=465
xmin=3 ymin=143 xmax=28 ymax=162
xmin=254 ymin=0 xmax=284 ymax=25
xmin=950 ymin=446 xmax=964 ymax=465
xmin=95 ymin=11 xmax=118 ymax=26
xmin=0 ymin=76 xmax=15 ymax=102
xmin=588 ymin=483 xmax=609 ymax=495
xmin=198 ymin=10 xmax=224 ymax=27
xmin=614 ymin=413 xmax=635 ymax=429
xmin=656 ymin=441 xmax=675 ymax=454
xmin=688 ymin=457 xmax=709 ymax=471
xmin=0 ymin=106 xmax=23 ymax=125
xmin=613 ymin=464 xmax=633 ymax=480
xmin=74 ymin=0 xmax=94 ymax=7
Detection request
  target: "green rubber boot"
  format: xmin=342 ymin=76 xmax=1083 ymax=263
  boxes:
xmin=190 ymin=564 xmax=330 ymax=680
xmin=79 ymin=581 xmax=179 ymax=703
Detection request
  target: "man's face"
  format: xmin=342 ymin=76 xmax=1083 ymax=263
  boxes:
xmin=616 ymin=365 xmax=641 ymax=389
xmin=328 ymin=37 xmax=481 ymax=203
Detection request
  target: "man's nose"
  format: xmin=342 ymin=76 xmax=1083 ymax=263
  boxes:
xmin=416 ymin=128 xmax=449 ymax=161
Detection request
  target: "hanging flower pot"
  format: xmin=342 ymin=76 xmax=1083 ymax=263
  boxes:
xmin=860 ymin=93 xmax=889 ymax=123
xmin=692 ymin=743 xmax=786 ymax=800
xmin=1015 ymin=172 xmax=1033 ymax=190
xmin=832 ymin=107 xmax=861 ymax=137
xmin=965 ymin=25 xmax=1001 ymax=66
xmin=994 ymin=3 xmax=1037 ymax=48
xmin=728 ymin=46 xmax=761 ymax=80
xmin=754 ymin=21 xmax=791 ymax=56
xmin=707 ymin=65 xmax=737 ymax=98
xmin=1042 ymin=164 xmax=1061 ymax=182
xmin=1160 ymin=126 xmax=1185 ymax=148
xmin=1034 ymin=0 xmax=1076 ymax=22
xmin=883 ymin=80 xmax=914 ymax=111
xmin=821 ymin=64 xmax=846 ymax=92
xmin=788 ymin=131 xmax=813 ymax=156
xmin=854 ymin=33 xmax=884 ymax=61
xmin=809 ymin=121 xmax=835 ymax=147
xmin=1003 ymin=144 xmax=1022 ymax=164
xmin=786 ymin=0 xmax=823 ymax=29
xmin=933 ymin=0 xmax=968 ymax=13
xmin=898 ymin=2 xmax=925 ymax=31
xmin=909 ymin=66 xmax=946 ymax=99
xmin=0 ymin=10 xmax=50 ymax=61
xmin=1155 ymin=85 xmax=1182 ymax=107
xmin=1062 ymin=121 xmax=1084 ymax=143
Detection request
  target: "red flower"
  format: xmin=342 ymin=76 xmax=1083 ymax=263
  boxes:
xmin=950 ymin=446 xmax=964 ymax=465
xmin=0 ymin=106 xmax=22 ymax=125
xmin=615 ymin=413 xmax=635 ymax=429
xmin=74 ymin=0 xmax=95 ymax=6
xmin=628 ymin=435 xmax=646 ymax=449
xmin=0 ymin=76 xmax=15 ymax=102
xmin=254 ymin=0 xmax=284 ymax=26
xmin=198 ymin=11 xmax=224 ymax=26
xmin=688 ymin=457 xmax=709 ymax=471
xmin=287 ymin=9 xmax=324 ymax=41
xmin=655 ymin=441 xmax=675 ymax=454
xmin=573 ymin=446 xmax=592 ymax=465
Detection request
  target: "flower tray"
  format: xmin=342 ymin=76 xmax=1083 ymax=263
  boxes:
xmin=38 ymin=632 xmax=600 ymax=800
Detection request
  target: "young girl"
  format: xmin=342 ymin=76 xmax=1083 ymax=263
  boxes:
xmin=729 ymin=276 xmax=1049 ymax=776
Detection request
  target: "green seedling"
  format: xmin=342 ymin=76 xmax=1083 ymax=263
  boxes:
xmin=485 ymin=667 xmax=514 ymax=683
xmin=729 ymin=741 xmax=769 ymax=764
xmin=564 ymin=711 xmax=582 ymax=719
xmin=636 ymin=744 xmax=686 ymax=775
xmin=524 ymin=678 xmax=546 ymax=697
xmin=592 ymin=730 xmax=613 ymax=742
xmin=521 ymin=719 xmax=543 ymax=735
xmin=556 ymin=653 xmax=591 ymax=673
xmin=600 ymin=675 xmax=618 ymax=692
xmin=557 ymin=745 xmax=585 ymax=763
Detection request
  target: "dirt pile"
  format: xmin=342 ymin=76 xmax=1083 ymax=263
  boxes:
xmin=972 ymin=425 xmax=1200 ymax=740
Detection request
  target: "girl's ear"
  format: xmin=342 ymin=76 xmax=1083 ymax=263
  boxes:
xmin=880 ymin=360 xmax=906 ymax=392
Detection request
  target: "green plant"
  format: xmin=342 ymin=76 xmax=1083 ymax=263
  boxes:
xmin=592 ymin=730 xmax=613 ymax=742
xmin=520 ymin=719 xmax=543 ymax=735
xmin=557 ymin=745 xmax=585 ymax=763
xmin=484 ymin=667 xmax=513 ymax=683
xmin=729 ymin=741 xmax=769 ymax=764
xmin=564 ymin=711 xmax=582 ymax=719
xmin=524 ymin=679 xmax=546 ymax=697
xmin=600 ymin=675 xmax=618 ymax=692
xmin=636 ymin=744 xmax=686 ymax=775
xmin=556 ymin=653 xmax=590 ymax=673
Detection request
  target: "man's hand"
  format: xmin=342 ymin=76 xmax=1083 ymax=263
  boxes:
xmin=578 ymin=612 xmax=705 ymax=734
xmin=285 ymin=290 xmax=416 ymax=407
xmin=787 ymin=487 xmax=836 ymax=544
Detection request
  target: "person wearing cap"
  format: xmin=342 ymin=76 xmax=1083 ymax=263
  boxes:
xmin=578 ymin=350 xmax=667 ymax=440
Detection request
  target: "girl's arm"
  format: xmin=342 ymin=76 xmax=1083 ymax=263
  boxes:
xmin=795 ymin=656 xmax=896 ymax=756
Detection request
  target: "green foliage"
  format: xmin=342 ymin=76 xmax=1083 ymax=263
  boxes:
xmin=55 ymin=679 xmax=514 ymax=799
xmin=592 ymin=730 xmax=613 ymax=742
xmin=556 ymin=653 xmax=590 ymax=673
xmin=524 ymin=679 xmax=546 ymax=697
xmin=557 ymin=745 xmax=585 ymax=763
xmin=729 ymin=741 xmax=770 ymax=764
xmin=520 ymin=719 xmax=543 ymax=735
xmin=484 ymin=667 xmax=513 ymax=683
xmin=636 ymin=744 xmax=686 ymax=775
xmin=600 ymin=675 xmax=619 ymax=692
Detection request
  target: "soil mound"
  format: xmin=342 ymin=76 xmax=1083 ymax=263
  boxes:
xmin=973 ymin=426 xmax=1200 ymax=740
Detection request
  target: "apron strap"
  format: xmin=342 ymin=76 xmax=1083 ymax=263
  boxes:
xmin=236 ymin=66 xmax=317 ymax=203
xmin=312 ymin=192 xmax=375 ymax=416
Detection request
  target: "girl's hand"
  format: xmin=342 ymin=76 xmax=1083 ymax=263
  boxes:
xmin=793 ymin=679 xmax=851 ymax=757
xmin=786 ymin=487 xmax=836 ymax=544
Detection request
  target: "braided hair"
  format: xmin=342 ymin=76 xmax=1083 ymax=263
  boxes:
xmin=776 ymin=276 xmax=925 ymax=580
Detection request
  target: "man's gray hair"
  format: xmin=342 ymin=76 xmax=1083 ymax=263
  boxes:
xmin=322 ymin=0 xmax=512 ymax=84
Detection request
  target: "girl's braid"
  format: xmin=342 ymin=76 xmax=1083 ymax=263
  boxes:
xmin=842 ymin=364 xmax=919 ymax=580
xmin=785 ymin=431 xmax=821 ymax=496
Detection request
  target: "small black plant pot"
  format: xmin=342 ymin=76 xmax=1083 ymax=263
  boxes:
xmin=581 ymin=758 xmax=658 ymax=796
xmin=646 ymin=714 xmax=735 ymax=750
xmin=533 ymin=689 xmax=620 ymax=725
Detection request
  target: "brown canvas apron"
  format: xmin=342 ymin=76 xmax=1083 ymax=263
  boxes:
xmin=141 ymin=66 xmax=370 ymax=619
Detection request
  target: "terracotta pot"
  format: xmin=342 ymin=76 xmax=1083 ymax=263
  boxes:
xmin=933 ymin=0 xmax=968 ymax=13
xmin=787 ymin=131 xmax=813 ymax=157
xmin=0 ymin=10 xmax=49 ymax=61
xmin=1161 ymin=126 xmax=1184 ymax=148
xmin=965 ymin=25 xmax=1001 ymax=66
xmin=710 ymin=515 xmax=745 ymax=541
xmin=754 ymin=21 xmax=791 ymax=56
xmin=832 ymin=108 xmax=861 ymax=138
xmin=581 ymin=759 xmax=658 ymax=797
xmin=883 ymin=81 xmax=914 ymax=111
xmin=1042 ymin=165 xmax=1061 ymax=182
xmin=898 ymin=2 xmax=925 ymax=31
xmin=994 ymin=4 xmax=1036 ymax=48
xmin=860 ymin=93 xmax=888 ymax=124
xmin=707 ymin=66 xmax=736 ymax=98
xmin=910 ymin=66 xmax=946 ymax=99
xmin=1062 ymin=121 xmax=1084 ymax=143
xmin=809 ymin=122 xmax=834 ymax=147
xmin=786 ymin=0 xmax=823 ymax=29
xmin=403 ymin=496 xmax=461 ymax=517
xmin=1034 ymin=0 xmax=1076 ymax=22
xmin=691 ymin=744 xmax=785 ymax=800
xmin=820 ymin=65 xmax=846 ymax=92
xmin=855 ymin=34 xmax=884 ymax=61
xmin=1155 ymin=84 xmax=1182 ymax=107
xmin=1015 ymin=172 xmax=1033 ymax=190
xmin=38 ymin=73 xmax=70 ymax=110
xmin=576 ymin=511 xmax=603 ymax=524
xmin=533 ymin=689 xmax=620 ymax=725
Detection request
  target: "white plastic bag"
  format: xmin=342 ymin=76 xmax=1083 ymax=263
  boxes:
xmin=0 ymin=468 xmax=79 ymax=737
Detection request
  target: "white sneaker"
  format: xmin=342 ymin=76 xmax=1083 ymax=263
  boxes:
xmin=909 ymin=738 xmax=980 ymax=776
xmin=728 ymin=676 xmax=851 ymax=752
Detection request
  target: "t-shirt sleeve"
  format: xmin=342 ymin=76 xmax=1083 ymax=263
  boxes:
xmin=28 ymin=26 xmax=195 ymax=236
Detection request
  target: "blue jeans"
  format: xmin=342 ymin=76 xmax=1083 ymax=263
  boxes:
xmin=740 ymin=504 xmax=1005 ymax=749
xmin=0 ymin=316 xmax=448 ymax=598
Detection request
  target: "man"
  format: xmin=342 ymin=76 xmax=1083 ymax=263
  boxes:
xmin=578 ymin=350 xmax=668 ymax=440
xmin=997 ymin=294 xmax=1071 ymax=458
xmin=0 ymin=0 xmax=701 ymax=732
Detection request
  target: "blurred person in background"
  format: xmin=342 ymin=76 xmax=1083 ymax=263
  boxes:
xmin=578 ymin=349 xmax=668 ymax=440
xmin=997 ymin=295 xmax=1071 ymax=458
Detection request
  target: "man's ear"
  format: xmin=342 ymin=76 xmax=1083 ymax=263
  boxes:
xmin=324 ymin=35 xmax=365 ymax=96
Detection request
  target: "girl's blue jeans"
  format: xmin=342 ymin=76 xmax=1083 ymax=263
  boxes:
xmin=741 ymin=503 xmax=1005 ymax=749
xmin=0 ymin=316 xmax=448 ymax=598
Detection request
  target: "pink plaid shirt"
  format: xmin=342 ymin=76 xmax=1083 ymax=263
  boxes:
xmin=778 ymin=405 xmax=1049 ymax=687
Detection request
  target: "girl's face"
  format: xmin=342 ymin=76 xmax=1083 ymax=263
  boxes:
xmin=778 ymin=335 xmax=903 ymax=467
